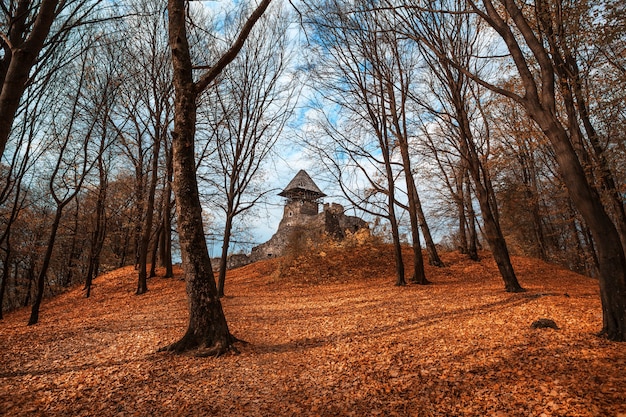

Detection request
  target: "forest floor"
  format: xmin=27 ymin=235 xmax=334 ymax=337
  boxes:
xmin=1 ymin=243 xmax=625 ymax=416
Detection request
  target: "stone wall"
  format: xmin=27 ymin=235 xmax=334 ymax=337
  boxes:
xmin=249 ymin=202 xmax=367 ymax=263
xmin=212 ymin=202 xmax=367 ymax=271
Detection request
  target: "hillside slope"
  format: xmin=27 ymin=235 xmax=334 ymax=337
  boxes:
xmin=1 ymin=246 xmax=624 ymax=416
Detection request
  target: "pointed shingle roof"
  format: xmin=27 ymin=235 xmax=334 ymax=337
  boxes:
xmin=278 ymin=170 xmax=326 ymax=198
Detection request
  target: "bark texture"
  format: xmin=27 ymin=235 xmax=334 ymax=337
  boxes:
xmin=161 ymin=0 xmax=271 ymax=353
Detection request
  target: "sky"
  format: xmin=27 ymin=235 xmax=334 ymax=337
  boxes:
xmin=195 ymin=0 xmax=454 ymax=257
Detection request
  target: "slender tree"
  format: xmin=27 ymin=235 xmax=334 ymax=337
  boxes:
xmin=198 ymin=6 xmax=297 ymax=297
xmin=29 ymin=46 xmax=99 ymax=324
xmin=305 ymin=0 xmax=439 ymax=286
xmin=396 ymin=0 xmax=523 ymax=291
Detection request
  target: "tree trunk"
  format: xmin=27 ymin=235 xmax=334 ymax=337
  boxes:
xmin=537 ymin=118 xmax=626 ymax=340
xmin=118 ymin=228 xmax=130 ymax=268
xmin=456 ymin=97 xmax=523 ymax=292
xmin=217 ymin=210 xmax=235 ymax=298
xmin=162 ymin=200 xmax=173 ymax=278
xmin=414 ymin=189 xmax=443 ymax=267
xmin=0 ymin=242 xmax=11 ymax=320
xmin=132 ymin=142 xmax=145 ymax=270
xmin=160 ymin=0 xmax=235 ymax=354
xmin=0 ymin=0 xmax=59 ymax=159
xmin=393 ymin=137 xmax=426 ymax=284
xmin=538 ymin=3 xmax=626 ymax=255
xmin=385 ymin=77 xmax=429 ymax=283
xmin=149 ymin=223 xmax=162 ymax=278
xmin=476 ymin=0 xmax=626 ymax=341
xmin=385 ymin=170 xmax=405 ymax=286
xmin=389 ymin=203 xmax=406 ymax=287
xmin=85 ymin=182 xmax=106 ymax=298
xmin=407 ymin=184 xmax=429 ymax=283
xmin=455 ymin=165 xmax=469 ymax=255
xmin=28 ymin=208 xmax=63 ymax=325
xmin=161 ymin=149 xmax=174 ymax=277
xmin=137 ymin=138 xmax=161 ymax=294
xmin=464 ymin=173 xmax=480 ymax=261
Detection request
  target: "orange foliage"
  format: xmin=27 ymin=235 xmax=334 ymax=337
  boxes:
xmin=0 ymin=247 xmax=624 ymax=416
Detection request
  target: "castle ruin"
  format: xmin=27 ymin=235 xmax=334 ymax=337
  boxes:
xmin=248 ymin=170 xmax=367 ymax=262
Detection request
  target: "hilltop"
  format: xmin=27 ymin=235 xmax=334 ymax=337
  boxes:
xmin=1 ymin=244 xmax=624 ymax=416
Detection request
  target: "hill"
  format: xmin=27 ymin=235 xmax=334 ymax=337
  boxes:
xmin=1 ymin=245 xmax=624 ymax=416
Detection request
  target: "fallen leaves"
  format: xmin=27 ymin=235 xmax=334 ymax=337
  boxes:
xmin=0 ymin=247 xmax=624 ymax=416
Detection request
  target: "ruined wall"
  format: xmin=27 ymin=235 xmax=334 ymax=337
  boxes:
xmin=249 ymin=202 xmax=367 ymax=263
xmin=213 ymin=202 xmax=368 ymax=269
xmin=282 ymin=199 xmax=320 ymax=227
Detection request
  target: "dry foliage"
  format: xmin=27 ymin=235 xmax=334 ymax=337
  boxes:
xmin=1 ymin=245 xmax=624 ymax=416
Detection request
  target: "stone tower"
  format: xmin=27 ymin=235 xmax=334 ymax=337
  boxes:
xmin=278 ymin=170 xmax=327 ymax=224
xmin=247 ymin=169 xmax=367 ymax=263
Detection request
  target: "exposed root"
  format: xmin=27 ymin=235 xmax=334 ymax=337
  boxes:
xmin=157 ymin=339 xmax=187 ymax=353
xmin=158 ymin=333 xmax=248 ymax=356
xmin=596 ymin=328 xmax=626 ymax=343
xmin=505 ymin=286 xmax=527 ymax=293
xmin=410 ymin=275 xmax=431 ymax=285
xmin=194 ymin=342 xmax=229 ymax=358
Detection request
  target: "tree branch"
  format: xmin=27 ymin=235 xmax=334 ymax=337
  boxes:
xmin=195 ymin=0 xmax=272 ymax=93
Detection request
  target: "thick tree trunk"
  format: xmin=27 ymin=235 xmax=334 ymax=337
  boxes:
xmin=539 ymin=4 xmax=626 ymax=255
xmin=479 ymin=0 xmax=626 ymax=341
xmin=536 ymin=118 xmax=626 ymax=340
xmin=161 ymin=118 xmax=233 ymax=353
xmin=0 ymin=0 xmax=59 ymax=159
xmin=160 ymin=0 xmax=234 ymax=354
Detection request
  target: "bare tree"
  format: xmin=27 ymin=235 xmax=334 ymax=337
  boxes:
xmin=303 ymin=0 xmax=437 ymax=285
xmin=389 ymin=0 xmax=625 ymax=339
xmin=393 ymin=0 xmax=524 ymax=292
xmin=160 ymin=0 xmax=271 ymax=355
xmin=106 ymin=1 xmax=174 ymax=294
xmin=0 ymin=0 xmax=107 ymax=159
xmin=28 ymin=45 xmax=102 ymax=324
xmin=198 ymin=5 xmax=298 ymax=297
xmin=463 ymin=0 xmax=626 ymax=340
xmin=81 ymin=36 xmax=123 ymax=297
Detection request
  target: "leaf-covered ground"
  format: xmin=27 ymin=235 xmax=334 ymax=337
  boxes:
xmin=1 ymin=245 xmax=624 ymax=416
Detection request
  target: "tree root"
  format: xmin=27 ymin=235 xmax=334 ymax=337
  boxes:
xmin=505 ymin=285 xmax=526 ymax=293
xmin=158 ymin=333 xmax=248 ymax=357
xmin=410 ymin=275 xmax=431 ymax=285
xmin=596 ymin=328 xmax=626 ymax=342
